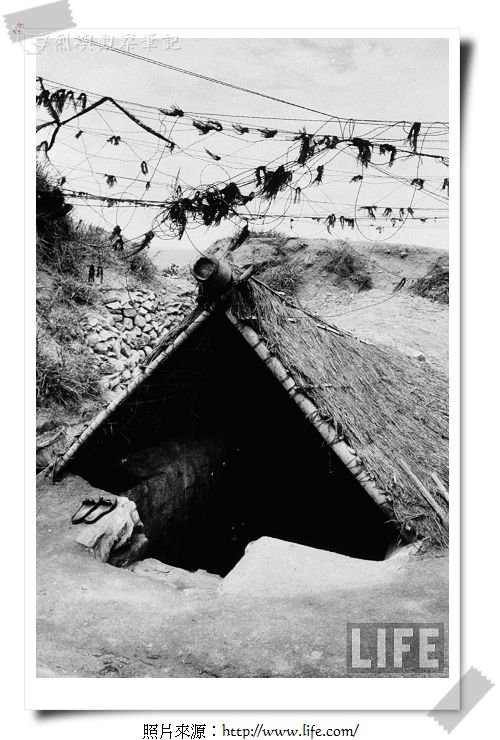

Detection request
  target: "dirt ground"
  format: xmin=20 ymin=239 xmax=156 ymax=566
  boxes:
xmin=297 ymin=244 xmax=449 ymax=373
xmin=37 ymin=475 xmax=449 ymax=678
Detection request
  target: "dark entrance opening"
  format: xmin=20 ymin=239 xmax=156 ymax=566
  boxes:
xmin=67 ymin=315 xmax=400 ymax=575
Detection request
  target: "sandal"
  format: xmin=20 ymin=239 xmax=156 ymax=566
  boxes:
xmin=71 ymin=498 xmax=100 ymax=525
xmin=83 ymin=497 xmax=117 ymax=524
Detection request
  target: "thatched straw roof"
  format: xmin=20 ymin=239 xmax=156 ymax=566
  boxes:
xmin=229 ymin=279 xmax=449 ymax=548
xmin=56 ymin=273 xmax=449 ymax=550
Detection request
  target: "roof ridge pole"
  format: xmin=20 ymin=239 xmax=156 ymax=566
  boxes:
xmin=226 ymin=311 xmax=404 ymax=533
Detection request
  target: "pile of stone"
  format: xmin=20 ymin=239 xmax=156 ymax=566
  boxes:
xmin=82 ymin=284 xmax=195 ymax=400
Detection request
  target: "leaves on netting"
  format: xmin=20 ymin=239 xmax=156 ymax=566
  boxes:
xmin=339 ymin=216 xmax=355 ymax=229
xmin=127 ymin=230 xmax=155 ymax=257
xmin=313 ymin=165 xmax=324 ymax=185
xmin=407 ymin=122 xmax=421 ymax=152
xmin=326 ymin=214 xmax=337 ymax=233
xmin=316 ymin=135 xmax=340 ymax=150
xmin=36 ymin=90 xmax=50 ymax=108
xmin=35 ymin=79 xmax=448 ymax=245
xmin=258 ymin=128 xmax=278 ymax=138
xmin=76 ymin=92 xmax=87 ymax=111
xmin=255 ymin=166 xmax=267 ymax=186
xmin=229 ymin=222 xmax=249 ymax=252
xmin=379 ymin=143 xmax=397 ymax=166
xmin=233 ymin=123 xmax=250 ymax=135
xmin=296 ymin=130 xmax=315 ymax=165
xmin=350 ymin=137 xmax=373 ymax=167
xmin=192 ymin=119 xmax=223 ymax=135
xmin=361 ymin=205 xmax=377 ymax=219
xmin=220 ymin=182 xmax=243 ymax=203
xmin=159 ymin=180 xmax=252 ymax=238
xmin=160 ymin=105 xmax=184 ymax=117
xmin=50 ymin=89 xmax=67 ymax=115
xmin=259 ymin=165 xmax=293 ymax=200
xmin=193 ymin=120 xmax=211 ymax=135
xmin=163 ymin=200 xmax=189 ymax=238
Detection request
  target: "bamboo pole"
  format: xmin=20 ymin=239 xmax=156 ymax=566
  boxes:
xmin=226 ymin=313 xmax=400 ymax=527
xmin=430 ymin=471 xmax=449 ymax=503
xmin=399 ymin=460 xmax=448 ymax=524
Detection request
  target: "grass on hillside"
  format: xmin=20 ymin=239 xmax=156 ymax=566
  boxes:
xmin=36 ymin=162 xmax=159 ymax=412
xmin=258 ymin=263 xmax=301 ymax=295
xmin=322 ymin=242 xmax=373 ymax=290
xmin=36 ymin=340 xmax=101 ymax=409
xmin=411 ymin=257 xmax=449 ymax=304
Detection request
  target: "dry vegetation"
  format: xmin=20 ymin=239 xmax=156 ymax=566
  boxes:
xmin=36 ymin=341 xmax=101 ymax=408
xmin=129 ymin=252 xmax=158 ymax=283
xmin=36 ymin=162 xmax=159 ymax=413
xmin=321 ymin=241 xmax=373 ymax=290
xmin=256 ymin=263 xmax=301 ymax=295
xmin=411 ymin=256 xmax=449 ymax=304
xmin=248 ymin=228 xmax=290 ymax=250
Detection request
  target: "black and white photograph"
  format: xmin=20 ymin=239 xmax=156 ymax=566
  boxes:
xmin=30 ymin=29 xmax=458 ymax=709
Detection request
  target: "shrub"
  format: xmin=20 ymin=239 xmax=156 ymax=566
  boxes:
xmin=248 ymin=229 xmax=290 ymax=251
xmin=53 ymin=274 xmax=97 ymax=306
xmin=128 ymin=252 xmax=158 ymax=283
xmin=323 ymin=243 xmax=373 ymax=290
xmin=36 ymin=163 xmax=75 ymax=271
xmin=411 ymin=257 xmax=449 ymax=304
xmin=36 ymin=341 xmax=101 ymax=408
xmin=259 ymin=263 xmax=300 ymax=295
xmin=42 ymin=304 xmax=85 ymax=344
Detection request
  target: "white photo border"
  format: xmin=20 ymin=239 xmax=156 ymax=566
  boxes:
xmin=25 ymin=27 xmax=460 ymax=711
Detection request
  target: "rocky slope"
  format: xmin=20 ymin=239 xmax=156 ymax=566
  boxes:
xmin=81 ymin=280 xmax=195 ymax=400
xmin=36 ymin=256 xmax=197 ymax=470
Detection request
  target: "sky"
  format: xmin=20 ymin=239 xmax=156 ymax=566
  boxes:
xmin=36 ymin=37 xmax=449 ymax=264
